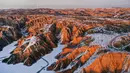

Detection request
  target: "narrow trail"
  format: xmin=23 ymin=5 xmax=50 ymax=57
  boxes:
xmin=36 ymin=57 xmax=49 ymax=73
xmin=108 ymin=33 xmax=130 ymax=50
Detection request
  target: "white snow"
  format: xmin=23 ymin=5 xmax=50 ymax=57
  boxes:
xmin=0 ymin=42 xmax=64 ymax=73
xmin=88 ymin=33 xmax=119 ymax=48
xmin=0 ymin=33 xmax=129 ymax=73
xmin=23 ymin=36 xmax=38 ymax=52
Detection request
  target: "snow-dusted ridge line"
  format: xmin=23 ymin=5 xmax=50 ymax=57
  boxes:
xmin=0 ymin=42 xmax=64 ymax=73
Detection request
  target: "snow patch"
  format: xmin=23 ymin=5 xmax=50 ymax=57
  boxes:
xmin=0 ymin=42 xmax=64 ymax=73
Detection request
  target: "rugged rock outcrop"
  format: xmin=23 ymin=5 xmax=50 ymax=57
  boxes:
xmin=0 ymin=26 xmax=22 ymax=51
xmin=0 ymin=15 xmax=27 ymax=51
xmin=47 ymin=45 xmax=101 ymax=71
xmin=60 ymin=26 xmax=71 ymax=44
xmin=82 ymin=52 xmax=130 ymax=73
xmin=2 ymin=32 xmax=58 ymax=66
xmin=0 ymin=8 xmax=130 ymax=73
xmin=2 ymin=22 xmax=58 ymax=66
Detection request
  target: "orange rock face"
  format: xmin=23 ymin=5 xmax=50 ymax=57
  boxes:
xmin=82 ymin=52 xmax=130 ymax=73
xmin=55 ymin=47 xmax=73 ymax=59
xmin=2 ymin=31 xmax=58 ymax=66
xmin=60 ymin=26 xmax=71 ymax=44
xmin=0 ymin=8 xmax=130 ymax=73
xmin=71 ymin=36 xmax=83 ymax=46
xmin=47 ymin=45 xmax=101 ymax=72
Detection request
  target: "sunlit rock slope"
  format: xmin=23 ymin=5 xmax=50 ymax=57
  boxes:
xmin=0 ymin=8 xmax=130 ymax=73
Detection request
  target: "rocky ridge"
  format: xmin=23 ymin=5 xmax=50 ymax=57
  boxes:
xmin=0 ymin=8 xmax=130 ymax=73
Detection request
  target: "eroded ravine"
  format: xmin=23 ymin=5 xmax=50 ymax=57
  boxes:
xmin=0 ymin=8 xmax=130 ymax=73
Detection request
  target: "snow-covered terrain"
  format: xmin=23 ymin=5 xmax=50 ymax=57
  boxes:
xmin=0 ymin=33 xmax=129 ymax=73
xmin=0 ymin=41 xmax=64 ymax=73
xmin=88 ymin=33 xmax=119 ymax=47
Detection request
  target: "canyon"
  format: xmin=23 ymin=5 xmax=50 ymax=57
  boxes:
xmin=0 ymin=8 xmax=130 ymax=73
